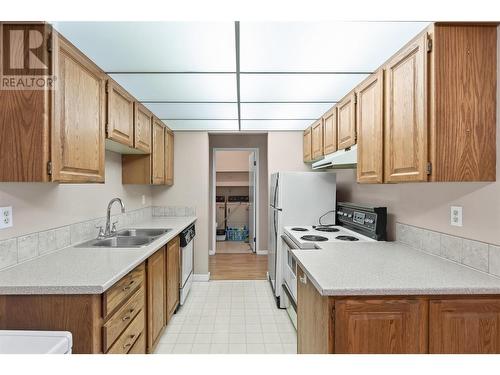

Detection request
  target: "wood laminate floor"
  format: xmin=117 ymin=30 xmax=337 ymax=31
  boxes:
xmin=216 ymin=241 xmax=252 ymax=254
xmin=209 ymin=253 xmax=268 ymax=280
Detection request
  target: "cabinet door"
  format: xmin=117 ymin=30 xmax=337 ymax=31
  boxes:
xmin=166 ymin=237 xmax=180 ymax=322
xmin=384 ymin=34 xmax=427 ymax=183
xmin=165 ymin=129 xmax=174 ymax=186
xmin=151 ymin=118 xmax=165 ymax=185
xmin=311 ymin=119 xmax=324 ymax=160
xmin=52 ymin=34 xmax=105 ymax=182
xmin=322 ymin=108 xmax=337 ymax=155
xmin=106 ymin=79 xmax=134 ymax=147
xmin=297 ymin=266 xmax=333 ymax=354
xmin=146 ymin=248 xmax=166 ymax=353
xmin=303 ymin=127 xmax=312 ymax=162
xmin=430 ymin=299 xmax=500 ymax=354
xmin=134 ymin=103 xmax=152 ymax=153
xmin=356 ymin=71 xmax=384 ymax=183
xmin=335 ymin=298 xmax=428 ymax=354
xmin=337 ymin=92 xmax=356 ymax=150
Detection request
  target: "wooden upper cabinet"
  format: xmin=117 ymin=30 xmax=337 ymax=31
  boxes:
xmin=165 ymin=129 xmax=174 ymax=186
xmin=51 ymin=33 xmax=106 ymax=183
xmin=430 ymin=299 xmax=500 ymax=354
xmin=384 ymin=34 xmax=427 ymax=183
xmin=322 ymin=107 xmax=337 ymax=155
xmin=297 ymin=266 xmax=334 ymax=354
xmin=134 ymin=103 xmax=152 ymax=154
xmin=151 ymin=118 xmax=165 ymax=185
xmin=146 ymin=248 xmax=166 ymax=353
xmin=429 ymin=24 xmax=496 ymax=182
xmin=166 ymin=237 xmax=180 ymax=322
xmin=356 ymin=70 xmax=384 ymax=184
xmin=303 ymin=127 xmax=312 ymax=163
xmin=311 ymin=119 xmax=324 ymax=160
xmin=337 ymin=92 xmax=356 ymax=150
xmin=106 ymin=79 xmax=134 ymax=147
xmin=335 ymin=298 xmax=428 ymax=354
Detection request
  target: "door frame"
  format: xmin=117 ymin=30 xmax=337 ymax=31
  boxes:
xmin=210 ymin=147 xmax=259 ymax=255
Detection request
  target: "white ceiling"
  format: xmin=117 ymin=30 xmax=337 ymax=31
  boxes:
xmin=52 ymin=21 xmax=429 ymax=131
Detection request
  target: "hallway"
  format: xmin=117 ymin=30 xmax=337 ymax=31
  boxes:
xmin=209 ymin=253 xmax=267 ymax=280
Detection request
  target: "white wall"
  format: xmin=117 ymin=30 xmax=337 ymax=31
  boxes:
xmin=267 ymin=132 xmax=309 ymax=175
xmin=152 ymin=132 xmax=210 ymax=274
xmin=0 ymin=151 xmax=153 ymax=240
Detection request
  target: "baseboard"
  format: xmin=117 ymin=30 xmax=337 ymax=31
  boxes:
xmin=209 ymin=249 xmax=215 ymax=256
xmin=256 ymin=249 xmax=268 ymax=255
xmin=193 ymin=272 xmax=211 ymax=282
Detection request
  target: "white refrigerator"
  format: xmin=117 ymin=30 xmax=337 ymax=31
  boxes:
xmin=268 ymin=172 xmax=336 ymax=307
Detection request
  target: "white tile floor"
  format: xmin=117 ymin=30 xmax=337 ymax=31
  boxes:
xmin=154 ymin=280 xmax=297 ymax=354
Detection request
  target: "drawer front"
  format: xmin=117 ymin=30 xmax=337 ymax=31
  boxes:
xmin=107 ymin=309 xmax=145 ymax=354
xmin=103 ymin=285 xmax=145 ymax=351
xmin=128 ymin=332 xmax=146 ymax=354
xmin=103 ymin=263 xmax=145 ymax=317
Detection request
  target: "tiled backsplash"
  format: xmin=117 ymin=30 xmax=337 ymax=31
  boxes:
xmin=0 ymin=206 xmax=153 ymax=271
xmin=396 ymin=223 xmax=500 ymax=277
xmin=153 ymin=206 xmax=196 ymax=217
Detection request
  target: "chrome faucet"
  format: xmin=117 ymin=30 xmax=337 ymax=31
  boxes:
xmin=101 ymin=198 xmax=125 ymax=237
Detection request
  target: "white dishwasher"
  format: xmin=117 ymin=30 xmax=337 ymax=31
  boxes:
xmin=179 ymin=223 xmax=195 ymax=305
xmin=0 ymin=330 xmax=72 ymax=354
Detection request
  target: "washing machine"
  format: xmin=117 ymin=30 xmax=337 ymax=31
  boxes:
xmin=215 ymin=196 xmax=226 ymax=240
xmin=226 ymin=196 xmax=249 ymax=228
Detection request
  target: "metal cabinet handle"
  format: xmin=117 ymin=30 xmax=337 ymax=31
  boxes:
xmin=122 ymin=308 xmax=135 ymax=321
xmin=299 ymin=274 xmax=307 ymax=284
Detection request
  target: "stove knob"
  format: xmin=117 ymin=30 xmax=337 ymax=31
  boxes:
xmin=347 ymin=214 xmax=352 ymax=218
xmin=343 ymin=213 xmax=348 ymax=217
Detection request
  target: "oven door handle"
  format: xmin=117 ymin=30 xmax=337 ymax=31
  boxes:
xmin=281 ymin=234 xmax=298 ymax=249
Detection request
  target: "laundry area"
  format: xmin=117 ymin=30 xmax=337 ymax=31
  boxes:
xmin=215 ymin=150 xmax=256 ymax=254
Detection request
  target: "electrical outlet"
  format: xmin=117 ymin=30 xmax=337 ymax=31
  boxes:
xmin=142 ymin=195 xmax=146 ymax=205
xmin=0 ymin=206 xmax=13 ymax=229
xmin=450 ymin=206 xmax=463 ymax=227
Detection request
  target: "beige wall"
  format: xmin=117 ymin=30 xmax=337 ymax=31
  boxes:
xmin=0 ymin=151 xmax=153 ymax=240
xmin=267 ymin=132 xmax=309 ymax=175
xmin=152 ymin=132 xmax=210 ymax=274
xmin=209 ymin=134 xmax=268 ymax=251
xmin=216 ymin=150 xmax=252 ymax=171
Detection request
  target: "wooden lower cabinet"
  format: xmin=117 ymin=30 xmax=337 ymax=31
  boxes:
xmin=335 ymin=298 xmax=428 ymax=353
xmin=166 ymin=236 xmax=181 ymax=323
xmin=296 ymin=266 xmax=500 ymax=354
xmin=146 ymin=247 xmax=166 ymax=353
xmin=297 ymin=266 xmax=334 ymax=353
xmin=429 ymin=299 xmax=500 ymax=353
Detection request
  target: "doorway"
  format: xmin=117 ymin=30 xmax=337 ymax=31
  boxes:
xmin=210 ymin=148 xmax=266 ymax=280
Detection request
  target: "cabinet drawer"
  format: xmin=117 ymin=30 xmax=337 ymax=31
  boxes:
xmin=107 ymin=309 xmax=145 ymax=354
xmin=103 ymin=285 xmax=145 ymax=351
xmin=103 ymin=263 xmax=145 ymax=317
xmin=128 ymin=332 xmax=146 ymax=354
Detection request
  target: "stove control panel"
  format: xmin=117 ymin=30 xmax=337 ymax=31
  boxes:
xmin=336 ymin=203 xmax=387 ymax=241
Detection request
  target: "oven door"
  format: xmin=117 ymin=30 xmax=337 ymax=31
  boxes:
xmin=281 ymin=234 xmax=298 ymax=329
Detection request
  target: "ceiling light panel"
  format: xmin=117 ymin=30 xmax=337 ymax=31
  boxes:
xmin=52 ymin=22 xmax=236 ymax=71
xmin=240 ymin=22 xmax=429 ymax=72
xmin=240 ymin=73 xmax=367 ymax=102
xmin=241 ymin=120 xmax=312 ymax=131
xmin=166 ymin=120 xmax=238 ymax=131
xmin=109 ymin=73 xmax=237 ymax=102
xmin=241 ymin=102 xmax=332 ymax=120
xmin=144 ymin=103 xmax=238 ymax=119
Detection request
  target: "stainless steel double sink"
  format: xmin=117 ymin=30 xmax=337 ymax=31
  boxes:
xmin=76 ymin=228 xmax=171 ymax=248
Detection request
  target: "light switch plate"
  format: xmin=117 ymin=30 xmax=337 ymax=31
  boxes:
xmin=0 ymin=206 xmax=13 ymax=229
xmin=450 ymin=206 xmax=463 ymax=227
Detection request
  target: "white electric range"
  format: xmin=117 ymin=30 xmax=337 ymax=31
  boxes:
xmin=279 ymin=202 xmax=387 ymax=330
xmin=283 ymin=225 xmax=376 ymax=249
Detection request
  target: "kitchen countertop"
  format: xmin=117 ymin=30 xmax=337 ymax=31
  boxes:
xmin=0 ymin=216 xmax=196 ymax=295
xmin=291 ymin=241 xmax=500 ymax=296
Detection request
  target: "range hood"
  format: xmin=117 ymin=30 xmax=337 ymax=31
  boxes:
xmin=312 ymin=144 xmax=357 ymax=170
